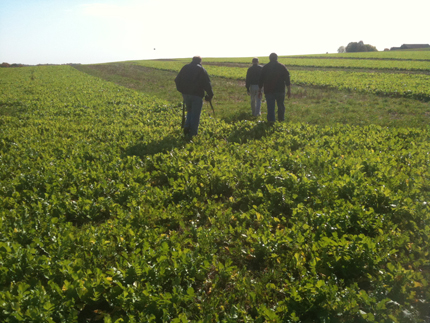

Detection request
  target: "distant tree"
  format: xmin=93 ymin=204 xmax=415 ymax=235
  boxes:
xmin=338 ymin=46 xmax=346 ymax=53
xmin=363 ymin=44 xmax=377 ymax=52
xmin=346 ymin=42 xmax=359 ymax=52
xmin=1 ymin=63 xmax=25 ymax=68
xmin=346 ymin=41 xmax=378 ymax=52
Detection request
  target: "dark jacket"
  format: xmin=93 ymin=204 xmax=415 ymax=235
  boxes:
xmin=175 ymin=62 xmax=213 ymax=98
xmin=259 ymin=61 xmax=290 ymax=94
xmin=246 ymin=64 xmax=263 ymax=91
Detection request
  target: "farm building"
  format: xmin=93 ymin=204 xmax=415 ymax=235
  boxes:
xmin=390 ymin=44 xmax=430 ymax=50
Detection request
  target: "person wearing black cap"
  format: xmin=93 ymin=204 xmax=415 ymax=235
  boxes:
xmin=246 ymin=57 xmax=263 ymax=116
xmin=258 ymin=53 xmax=291 ymax=122
xmin=175 ymin=56 xmax=214 ymax=138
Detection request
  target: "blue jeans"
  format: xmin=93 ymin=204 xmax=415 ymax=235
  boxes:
xmin=265 ymin=92 xmax=286 ymax=122
xmin=249 ymin=84 xmax=261 ymax=116
xmin=183 ymin=94 xmax=203 ymax=137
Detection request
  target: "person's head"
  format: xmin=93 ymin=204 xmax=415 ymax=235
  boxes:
xmin=269 ymin=53 xmax=278 ymax=62
xmin=192 ymin=56 xmax=202 ymax=64
xmin=252 ymin=57 xmax=259 ymax=65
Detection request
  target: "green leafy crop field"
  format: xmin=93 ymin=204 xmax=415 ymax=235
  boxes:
xmin=1 ymin=54 xmax=429 ymax=322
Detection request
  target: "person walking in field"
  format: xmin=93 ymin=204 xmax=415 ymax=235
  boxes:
xmin=246 ymin=57 xmax=263 ymax=116
xmin=258 ymin=53 xmax=291 ymax=122
xmin=175 ymin=56 xmax=214 ymax=138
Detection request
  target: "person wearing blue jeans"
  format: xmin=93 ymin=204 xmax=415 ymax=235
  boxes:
xmin=265 ymin=92 xmax=286 ymax=121
xmin=258 ymin=53 xmax=291 ymax=122
xmin=175 ymin=56 xmax=214 ymax=138
xmin=246 ymin=58 xmax=263 ymax=116
xmin=182 ymin=94 xmax=203 ymax=137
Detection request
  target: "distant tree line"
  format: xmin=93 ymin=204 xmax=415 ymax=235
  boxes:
xmin=1 ymin=62 xmax=25 ymax=68
xmin=338 ymin=41 xmax=377 ymax=53
xmin=1 ymin=62 xmax=81 ymax=68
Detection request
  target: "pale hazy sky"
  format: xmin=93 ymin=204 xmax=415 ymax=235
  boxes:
xmin=0 ymin=0 xmax=429 ymax=65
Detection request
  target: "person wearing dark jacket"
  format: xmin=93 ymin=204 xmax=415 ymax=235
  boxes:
xmin=246 ymin=58 xmax=263 ymax=116
xmin=258 ymin=53 xmax=291 ymax=122
xmin=175 ymin=56 xmax=214 ymax=138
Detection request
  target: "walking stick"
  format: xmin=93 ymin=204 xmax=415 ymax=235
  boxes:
xmin=205 ymin=95 xmax=215 ymax=117
xmin=209 ymin=99 xmax=215 ymax=117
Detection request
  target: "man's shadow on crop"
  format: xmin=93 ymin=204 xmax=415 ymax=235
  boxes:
xmin=124 ymin=134 xmax=186 ymax=158
xmin=227 ymin=121 xmax=275 ymax=144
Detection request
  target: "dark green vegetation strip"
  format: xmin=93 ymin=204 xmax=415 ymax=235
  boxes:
xmin=74 ymin=63 xmax=181 ymax=103
xmin=1 ymin=65 xmax=430 ymax=322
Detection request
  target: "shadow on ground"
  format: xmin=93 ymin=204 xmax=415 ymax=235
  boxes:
xmin=0 ymin=101 xmax=29 ymax=117
xmin=227 ymin=121 xmax=275 ymax=143
xmin=125 ymin=134 xmax=187 ymax=158
xmin=222 ymin=111 xmax=255 ymax=124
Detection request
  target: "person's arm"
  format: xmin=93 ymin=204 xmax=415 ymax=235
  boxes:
xmin=258 ymin=68 xmax=264 ymax=89
xmin=202 ymin=69 xmax=214 ymax=99
xmin=174 ymin=67 xmax=185 ymax=93
xmin=258 ymin=66 xmax=265 ymax=96
xmin=245 ymin=68 xmax=250 ymax=93
xmin=285 ymin=68 xmax=291 ymax=98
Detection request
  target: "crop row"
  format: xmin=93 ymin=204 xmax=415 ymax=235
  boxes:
xmin=130 ymin=60 xmax=430 ymax=101
xmin=176 ymin=50 xmax=430 ymax=63
xmin=291 ymin=50 xmax=430 ymax=61
xmin=1 ymin=66 xmax=429 ymax=322
xmin=193 ymin=57 xmax=430 ymax=71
